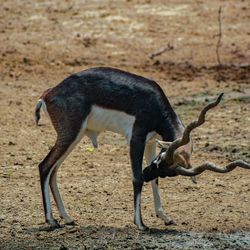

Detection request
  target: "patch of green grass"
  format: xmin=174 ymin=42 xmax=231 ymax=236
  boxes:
xmin=232 ymin=96 xmax=250 ymax=103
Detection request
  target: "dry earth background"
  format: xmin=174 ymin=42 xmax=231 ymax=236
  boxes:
xmin=0 ymin=0 xmax=250 ymax=249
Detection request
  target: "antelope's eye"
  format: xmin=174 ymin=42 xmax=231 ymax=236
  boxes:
xmin=160 ymin=152 xmax=166 ymax=160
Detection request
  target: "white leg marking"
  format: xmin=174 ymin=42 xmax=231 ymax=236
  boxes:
xmin=151 ymin=179 xmax=163 ymax=215
xmin=135 ymin=193 xmax=142 ymax=227
xmin=50 ymin=168 xmax=73 ymax=224
xmin=144 ymin=143 xmax=174 ymax=225
xmin=44 ymin=172 xmax=53 ymax=223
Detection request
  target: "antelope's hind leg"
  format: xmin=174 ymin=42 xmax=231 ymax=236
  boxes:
xmin=38 ymin=100 xmax=90 ymax=229
xmin=39 ymin=130 xmax=86 ymax=228
xmin=39 ymin=142 xmax=74 ymax=229
xmin=50 ymin=166 xmax=75 ymax=226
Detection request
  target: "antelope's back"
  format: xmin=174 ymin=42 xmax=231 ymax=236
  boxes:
xmin=59 ymin=67 xmax=169 ymax=115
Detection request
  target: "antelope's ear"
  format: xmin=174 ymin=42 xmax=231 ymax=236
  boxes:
xmin=156 ymin=139 xmax=171 ymax=149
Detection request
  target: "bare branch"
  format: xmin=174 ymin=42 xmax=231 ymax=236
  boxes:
xmin=175 ymin=160 xmax=250 ymax=176
xmin=216 ymin=6 xmax=222 ymax=66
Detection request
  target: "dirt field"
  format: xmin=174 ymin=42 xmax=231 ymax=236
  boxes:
xmin=0 ymin=0 xmax=250 ymax=249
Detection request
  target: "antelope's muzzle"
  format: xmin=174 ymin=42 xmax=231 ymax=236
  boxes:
xmin=143 ymin=163 xmax=159 ymax=182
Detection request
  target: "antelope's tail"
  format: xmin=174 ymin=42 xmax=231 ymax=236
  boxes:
xmin=35 ymin=99 xmax=43 ymax=126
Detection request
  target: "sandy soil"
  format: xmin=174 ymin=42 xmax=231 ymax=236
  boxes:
xmin=0 ymin=0 xmax=250 ymax=249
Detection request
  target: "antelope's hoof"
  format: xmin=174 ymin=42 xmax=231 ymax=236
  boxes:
xmin=135 ymin=222 xmax=149 ymax=231
xmin=48 ymin=219 xmax=61 ymax=230
xmin=134 ymin=221 xmax=149 ymax=231
xmin=138 ymin=225 xmax=149 ymax=231
xmin=164 ymin=219 xmax=176 ymax=226
xmin=65 ymin=220 xmax=76 ymax=226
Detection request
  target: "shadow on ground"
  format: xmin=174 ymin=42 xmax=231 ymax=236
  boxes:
xmin=1 ymin=224 xmax=250 ymax=250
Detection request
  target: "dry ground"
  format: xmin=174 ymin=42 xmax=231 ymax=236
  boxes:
xmin=0 ymin=0 xmax=250 ymax=249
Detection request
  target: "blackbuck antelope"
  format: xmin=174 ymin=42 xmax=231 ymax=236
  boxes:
xmin=35 ymin=67 xmax=250 ymax=230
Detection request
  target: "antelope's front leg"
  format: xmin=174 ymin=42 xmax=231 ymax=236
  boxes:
xmin=144 ymin=143 xmax=175 ymax=225
xmin=151 ymin=179 xmax=175 ymax=225
xmin=130 ymin=132 xmax=148 ymax=231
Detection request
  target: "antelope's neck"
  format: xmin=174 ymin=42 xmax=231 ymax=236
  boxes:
xmin=160 ymin=109 xmax=184 ymax=141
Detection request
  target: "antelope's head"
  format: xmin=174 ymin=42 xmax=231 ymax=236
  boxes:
xmin=143 ymin=93 xmax=250 ymax=182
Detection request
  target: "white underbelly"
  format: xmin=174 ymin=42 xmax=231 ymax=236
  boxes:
xmin=86 ymin=105 xmax=136 ymax=141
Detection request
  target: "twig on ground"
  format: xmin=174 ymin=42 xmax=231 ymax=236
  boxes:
xmin=149 ymin=44 xmax=174 ymax=60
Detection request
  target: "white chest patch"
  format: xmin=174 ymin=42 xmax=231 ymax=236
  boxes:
xmin=86 ymin=105 xmax=136 ymax=142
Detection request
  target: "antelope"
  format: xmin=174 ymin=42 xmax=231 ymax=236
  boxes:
xmin=35 ymin=67 xmax=250 ymax=230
